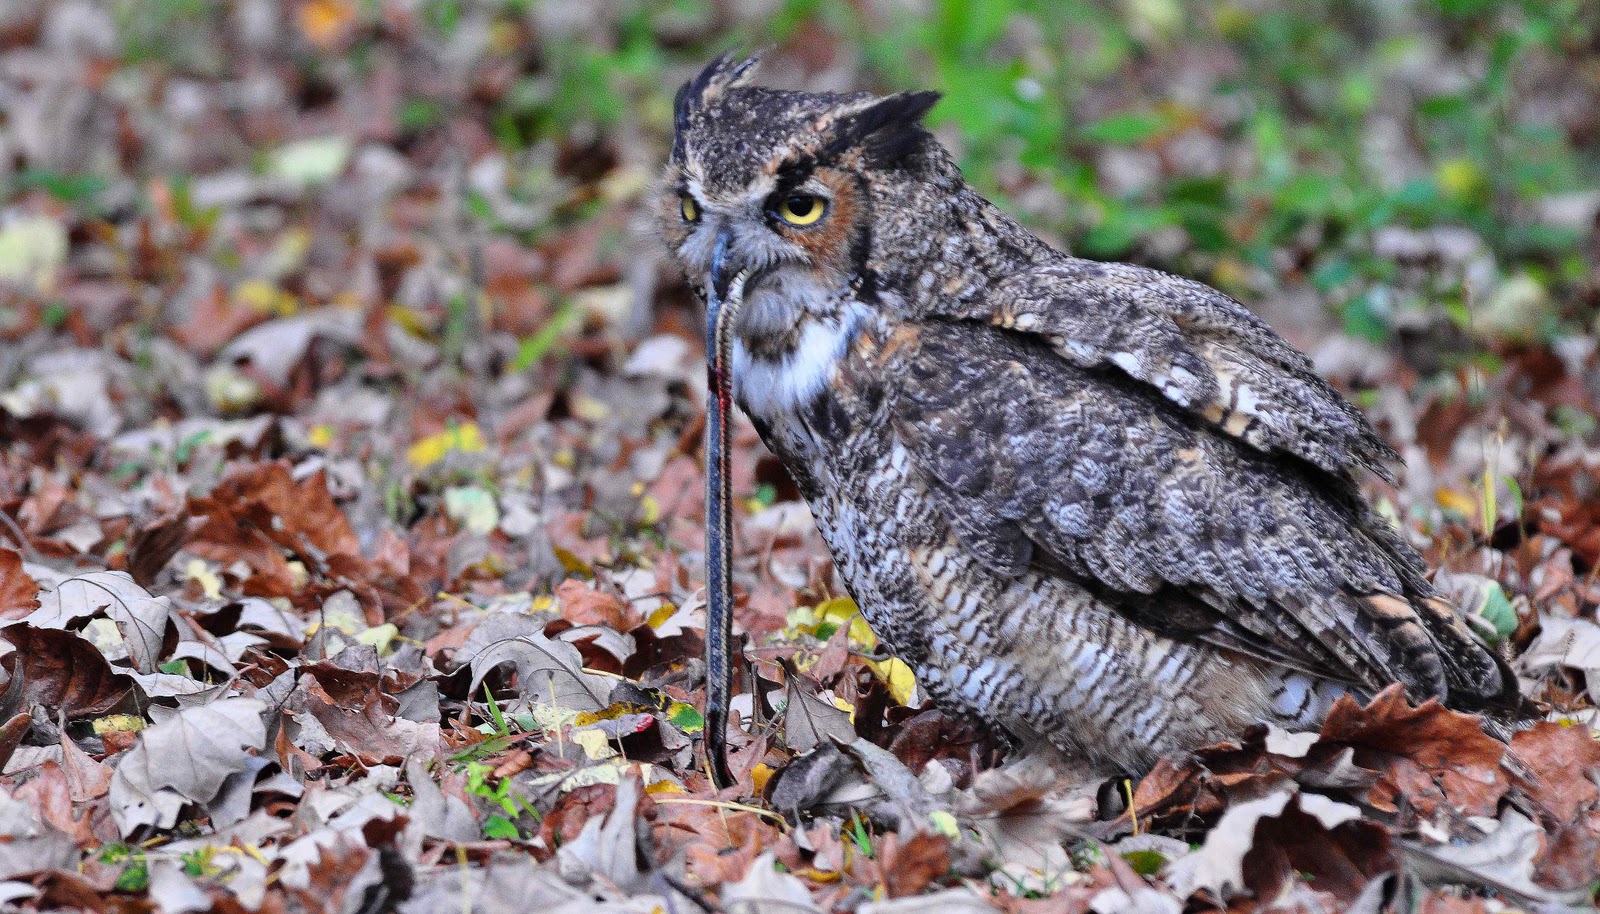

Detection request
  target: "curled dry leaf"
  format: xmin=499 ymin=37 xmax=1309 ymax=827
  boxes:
xmin=287 ymin=651 xmax=440 ymax=765
xmin=0 ymin=625 xmax=132 ymax=717
xmin=556 ymin=774 xmax=647 ymax=893
xmin=1164 ymin=788 xmax=1385 ymax=904
xmin=463 ymin=632 xmax=614 ymax=714
xmin=0 ymin=714 xmax=28 ymax=772
xmin=23 ymin=571 xmax=172 ymax=673
xmin=185 ymin=461 xmax=365 ymax=596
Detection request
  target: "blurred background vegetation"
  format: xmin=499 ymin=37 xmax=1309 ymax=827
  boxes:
xmin=4 ymin=0 xmax=1598 ymax=357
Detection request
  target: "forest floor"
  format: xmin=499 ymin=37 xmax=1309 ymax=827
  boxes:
xmin=0 ymin=2 xmax=1598 ymax=912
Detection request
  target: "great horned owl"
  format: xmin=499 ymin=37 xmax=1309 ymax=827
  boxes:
xmin=658 ymin=53 xmax=1520 ymax=777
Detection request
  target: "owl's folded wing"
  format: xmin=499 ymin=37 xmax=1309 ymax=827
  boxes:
xmin=888 ymin=318 xmax=1511 ymax=710
xmin=928 ymin=258 xmax=1396 ymax=481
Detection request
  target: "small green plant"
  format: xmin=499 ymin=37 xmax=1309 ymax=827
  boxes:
xmin=100 ymin=844 xmax=149 ymax=892
xmin=845 ymin=810 xmax=875 ymax=858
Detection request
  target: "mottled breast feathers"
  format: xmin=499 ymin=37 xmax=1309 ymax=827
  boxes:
xmin=888 ymin=281 xmax=1515 ymax=714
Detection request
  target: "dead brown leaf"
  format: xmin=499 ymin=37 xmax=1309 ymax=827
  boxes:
xmin=1510 ymin=721 xmax=1600 ymax=824
xmin=0 ymin=625 xmax=132 ymax=717
xmin=0 ymin=548 xmax=39 ymax=619
xmin=555 ymin=578 xmax=639 ymax=630
xmin=882 ymin=830 xmax=952 ymax=898
xmin=186 ymin=461 xmax=364 ymax=597
xmin=1318 ymin=685 xmax=1508 ymax=817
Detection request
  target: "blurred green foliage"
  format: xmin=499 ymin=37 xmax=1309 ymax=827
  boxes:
xmin=101 ymin=0 xmax=1600 ymax=343
xmin=499 ymin=0 xmax=1598 ymax=341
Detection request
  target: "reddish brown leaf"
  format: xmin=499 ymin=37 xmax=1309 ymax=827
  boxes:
xmin=186 ymin=461 xmax=364 ymax=596
xmin=14 ymin=760 xmax=106 ymax=845
xmin=0 ymin=547 xmax=39 ymax=620
xmin=555 ymin=578 xmax=638 ymax=630
xmin=883 ymin=831 xmax=952 ymax=898
xmin=0 ymin=625 xmax=132 ymax=717
xmin=1243 ymin=798 xmax=1395 ymax=903
xmin=290 ymin=661 xmax=437 ymax=765
xmin=0 ymin=711 xmax=29 ymax=770
xmin=1511 ymin=722 xmax=1600 ymax=824
xmin=1318 ymin=685 xmax=1508 ymax=817
xmin=126 ymin=513 xmax=203 ymax=587
xmin=539 ymin=783 xmax=619 ymax=852
xmin=61 ymin=729 xmax=113 ymax=803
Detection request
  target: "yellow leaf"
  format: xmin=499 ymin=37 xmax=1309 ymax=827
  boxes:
xmin=815 ymin=597 xmax=877 ymax=648
xmin=388 ymin=305 xmax=432 ymax=339
xmin=528 ymin=703 xmax=580 ymax=733
xmin=751 ymin=763 xmax=775 ymax=795
xmin=638 ymin=494 xmax=661 ymax=526
xmin=572 ymin=728 xmax=617 ymax=761
xmin=407 ymin=422 xmax=486 ymax=469
xmin=867 ymin=656 xmax=918 ymax=707
xmin=233 ymin=279 xmax=297 ymax=317
xmin=93 ymin=715 xmax=146 ymax=734
xmin=1435 ymin=487 xmax=1477 ymax=517
xmin=1436 ymin=157 xmax=1485 ymax=201
xmin=646 ymin=603 xmax=677 ymax=630
xmin=572 ymin=702 xmax=651 ymax=727
xmin=184 ymin=559 xmax=223 ymax=600
xmin=356 ymin=623 xmax=399 ymax=655
xmin=308 ymin=424 xmax=335 ymax=449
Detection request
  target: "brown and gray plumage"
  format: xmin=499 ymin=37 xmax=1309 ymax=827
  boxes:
xmin=658 ymin=54 xmax=1520 ymax=775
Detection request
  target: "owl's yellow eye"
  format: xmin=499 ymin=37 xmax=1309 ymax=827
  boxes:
xmin=680 ymin=195 xmax=699 ymax=223
xmin=775 ymin=194 xmax=826 ymax=226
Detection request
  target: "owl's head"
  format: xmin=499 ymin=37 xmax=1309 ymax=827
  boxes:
xmin=657 ymin=53 xmax=949 ymax=349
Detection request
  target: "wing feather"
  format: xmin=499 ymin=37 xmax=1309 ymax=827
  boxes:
xmin=930 ymin=258 xmax=1396 ymax=479
xmin=889 ymin=318 xmax=1510 ymax=709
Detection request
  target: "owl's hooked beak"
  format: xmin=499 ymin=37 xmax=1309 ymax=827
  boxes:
xmin=702 ymin=226 xmax=749 ymax=789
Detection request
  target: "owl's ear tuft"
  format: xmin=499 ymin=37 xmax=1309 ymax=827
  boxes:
xmin=823 ymin=91 xmax=941 ymax=169
xmin=675 ymin=51 xmax=765 ymax=125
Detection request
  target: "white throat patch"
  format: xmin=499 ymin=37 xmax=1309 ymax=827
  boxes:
xmin=732 ymin=302 xmax=868 ymax=421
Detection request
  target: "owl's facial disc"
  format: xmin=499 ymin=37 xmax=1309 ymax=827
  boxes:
xmin=662 ymin=166 xmax=863 ymax=362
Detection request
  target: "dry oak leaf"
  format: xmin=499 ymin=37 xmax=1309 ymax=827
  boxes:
xmin=291 ymin=657 xmax=440 ymax=765
xmin=1317 ymin=685 xmax=1508 ymax=817
xmin=1164 ymin=788 xmax=1384 ymax=903
xmin=108 ymin=697 xmax=268 ymax=835
xmin=186 ymin=461 xmax=362 ymax=596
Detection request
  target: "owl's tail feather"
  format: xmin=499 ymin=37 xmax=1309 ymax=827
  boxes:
xmin=1356 ymin=592 xmax=1531 ymax=736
